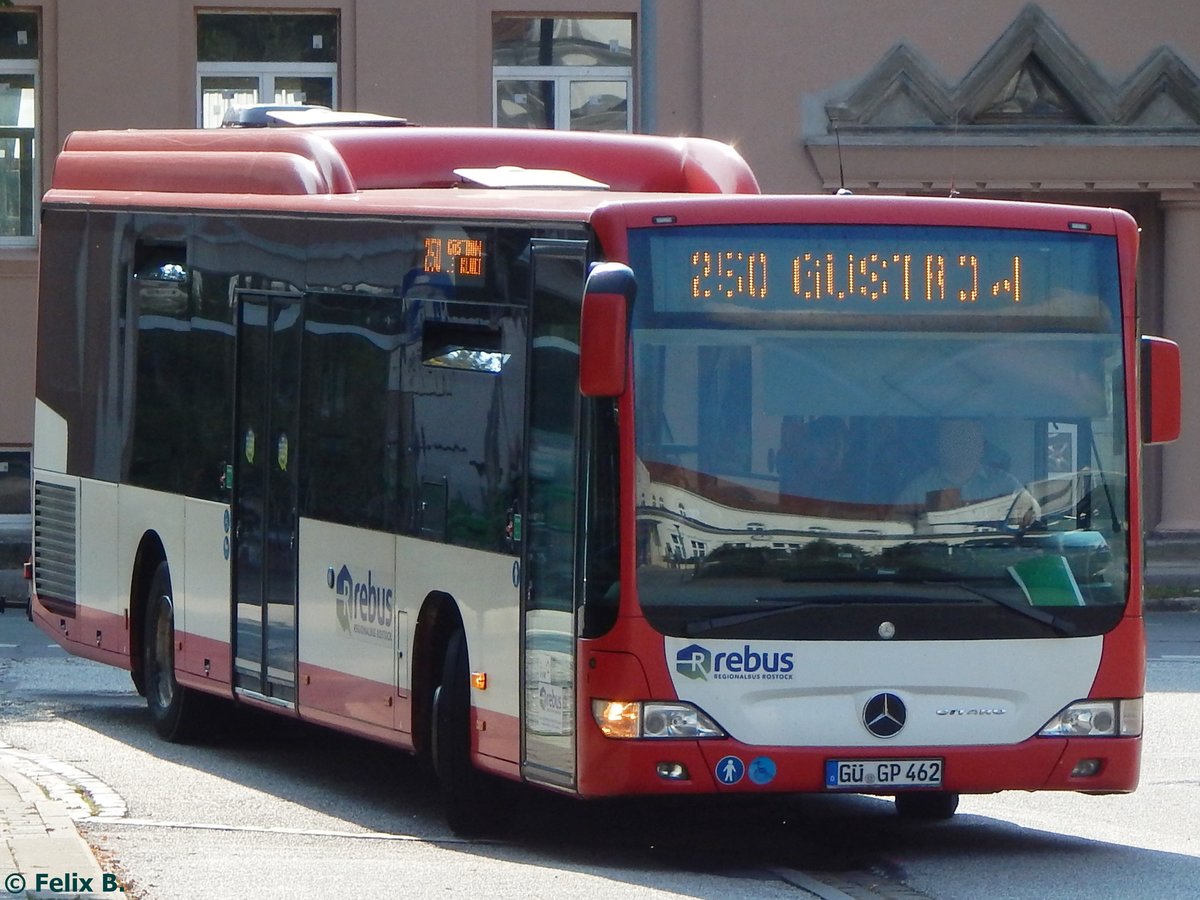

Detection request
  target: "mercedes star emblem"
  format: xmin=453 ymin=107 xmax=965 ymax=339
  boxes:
xmin=863 ymin=692 xmax=907 ymax=738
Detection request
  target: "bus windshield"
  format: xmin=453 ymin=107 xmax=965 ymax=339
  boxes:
xmin=628 ymin=222 xmax=1128 ymax=641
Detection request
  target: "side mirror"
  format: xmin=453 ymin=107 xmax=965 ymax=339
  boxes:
xmin=579 ymin=263 xmax=635 ymax=397
xmin=1141 ymin=335 xmax=1181 ymax=445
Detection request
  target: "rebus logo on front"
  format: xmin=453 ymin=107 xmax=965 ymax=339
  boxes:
xmin=676 ymin=644 xmax=713 ymax=681
xmin=675 ymin=643 xmax=794 ymax=681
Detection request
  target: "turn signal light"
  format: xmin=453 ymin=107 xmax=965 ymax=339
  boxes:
xmin=591 ymin=699 xmax=725 ymax=739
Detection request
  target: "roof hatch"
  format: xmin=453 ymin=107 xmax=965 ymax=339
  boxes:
xmin=453 ymin=166 xmax=609 ymax=190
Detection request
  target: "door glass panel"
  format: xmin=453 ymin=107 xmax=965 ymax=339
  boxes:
xmin=265 ymin=301 xmax=301 ymax=693
xmin=569 ymin=81 xmax=628 ymax=132
xmin=523 ymin=242 xmax=587 ymax=786
xmin=198 ymin=13 xmax=339 ymax=64
xmin=234 ymin=298 xmax=269 ymax=693
xmin=201 ymin=76 xmax=260 ymax=128
xmin=0 ymin=74 xmax=35 ymax=236
xmin=496 ymin=79 xmax=553 ymax=128
xmin=492 ymin=17 xmax=632 ymax=67
xmin=275 ymin=76 xmax=332 ymax=108
xmin=233 ymin=294 xmax=300 ymax=702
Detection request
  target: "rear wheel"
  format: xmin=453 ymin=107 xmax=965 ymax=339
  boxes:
xmin=432 ymin=628 xmax=511 ymax=835
xmin=143 ymin=562 xmax=214 ymax=742
xmin=894 ymin=791 xmax=960 ymax=820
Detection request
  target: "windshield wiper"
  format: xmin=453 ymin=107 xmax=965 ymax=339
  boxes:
xmin=684 ymin=597 xmax=838 ymax=636
xmin=936 ymin=580 xmax=1077 ymax=636
xmin=680 ymin=579 xmax=1078 ymax=638
xmin=682 ymin=588 xmax=937 ymax=636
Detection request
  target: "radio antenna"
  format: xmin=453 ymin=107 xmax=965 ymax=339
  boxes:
xmin=948 ymin=107 xmax=961 ymax=198
xmin=833 ymin=119 xmax=851 ymax=195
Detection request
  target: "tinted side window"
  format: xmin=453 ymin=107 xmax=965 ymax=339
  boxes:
xmin=187 ymin=227 xmax=237 ymax=501
xmin=36 ymin=209 xmax=88 ymax=462
xmin=128 ymin=241 xmax=190 ymax=493
xmin=300 ymin=293 xmax=404 ymax=530
xmin=403 ymin=300 xmax=526 ymax=552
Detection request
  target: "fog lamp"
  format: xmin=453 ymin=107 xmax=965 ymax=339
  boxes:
xmin=656 ymin=762 xmax=690 ymax=780
xmin=1070 ymin=758 xmax=1103 ymax=777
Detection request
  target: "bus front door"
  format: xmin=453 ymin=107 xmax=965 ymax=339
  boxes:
xmin=232 ymin=292 xmax=301 ymax=704
xmin=521 ymin=240 xmax=588 ymax=790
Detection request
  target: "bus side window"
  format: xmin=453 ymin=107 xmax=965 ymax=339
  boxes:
xmin=300 ymin=292 xmax=405 ymax=531
xmin=129 ymin=240 xmax=191 ymax=495
xmin=419 ymin=479 xmax=448 ymax=542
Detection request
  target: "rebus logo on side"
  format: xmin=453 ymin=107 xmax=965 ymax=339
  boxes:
xmin=333 ymin=564 xmax=394 ymax=635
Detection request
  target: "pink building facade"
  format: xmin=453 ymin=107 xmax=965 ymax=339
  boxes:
xmin=5 ymin=1 xmax=1200 ymax=533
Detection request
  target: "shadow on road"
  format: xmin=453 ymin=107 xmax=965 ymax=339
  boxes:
xmin=19 ymin=689 xmax=1198 ymax=900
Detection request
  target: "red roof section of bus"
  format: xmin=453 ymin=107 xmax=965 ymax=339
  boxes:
xmin=50 ymin=126 xmax=761 ymax=197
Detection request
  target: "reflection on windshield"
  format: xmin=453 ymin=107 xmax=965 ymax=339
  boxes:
xmin=633 ymin=332 xmax=1128 ymax=641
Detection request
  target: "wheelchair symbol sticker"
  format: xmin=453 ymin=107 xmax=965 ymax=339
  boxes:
xmin=748 ymin=756 xmax=777 ymax=785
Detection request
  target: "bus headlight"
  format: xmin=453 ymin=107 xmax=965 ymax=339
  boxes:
xmin=1038 ymin=699 xmax=1142 ymax=737
xmin=592 ymin=699 xmax=725 ymax=739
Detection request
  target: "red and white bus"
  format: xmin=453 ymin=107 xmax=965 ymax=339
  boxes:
xmin=31 ymin=114 xmax=1181 ymax=831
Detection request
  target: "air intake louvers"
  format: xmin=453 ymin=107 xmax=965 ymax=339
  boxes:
xmin=33 ymin=481 xmax=77 ymax=609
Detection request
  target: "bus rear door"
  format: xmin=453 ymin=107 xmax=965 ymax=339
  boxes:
xmin=232 ymin=291 xmax=302 ymax=704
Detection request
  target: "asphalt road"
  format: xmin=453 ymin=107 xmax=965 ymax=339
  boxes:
xmin=2 ymin=610 xmax=1198 ymax=899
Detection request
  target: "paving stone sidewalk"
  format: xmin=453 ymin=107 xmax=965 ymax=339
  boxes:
xmin=0 ymin=761 xmax=110 ymax=900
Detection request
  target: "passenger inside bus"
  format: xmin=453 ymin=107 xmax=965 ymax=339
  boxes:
xmin=897 ymin=418 xmax=1039 ymax=522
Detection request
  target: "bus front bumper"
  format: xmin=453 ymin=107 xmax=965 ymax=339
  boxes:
xmin=574 ymin=733 xmax=1140 ymax=798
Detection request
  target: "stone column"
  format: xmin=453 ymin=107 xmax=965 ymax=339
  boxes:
xmin=1156 ymin=196 xmax=1200 ymax=532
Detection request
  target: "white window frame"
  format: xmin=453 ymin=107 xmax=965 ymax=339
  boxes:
xmin=197 ymin=61 xmax=338 ymax=128
xmin=492 ymin=65 xmax=633 ymax=131
xmin=0 ymin=57 xmax=37 ymax=246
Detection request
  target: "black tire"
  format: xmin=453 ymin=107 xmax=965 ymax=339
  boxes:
xmin=143 ymin=562 xmax=213 ymax=742
xmin=895 ymin=791 xmax=960 ymax=820
xmin=432 ymin=628 xmax=512 ymax=836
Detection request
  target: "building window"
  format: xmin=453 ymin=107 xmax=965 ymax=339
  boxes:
xmin=197 ymin=13 xmax=338 ymax=128
xmin=492 ymin=17 xmax=633 ymax=132
xmin=0 ymin=447 xmax=30 ymax=574
xmin=0 ymin=12 xmax=37 ymax=241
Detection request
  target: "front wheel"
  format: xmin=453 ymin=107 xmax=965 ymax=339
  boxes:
xmin=431 ymin=628 xmax=512 ymax=835
xmin=894 ymin=791 xmax=960 ymax=820
xmin=143 ymin=562 xmax=214 ymax=742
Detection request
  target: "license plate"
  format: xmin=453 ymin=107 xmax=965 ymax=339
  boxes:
xmin=825 ymin=758 xmax=943 ymax=790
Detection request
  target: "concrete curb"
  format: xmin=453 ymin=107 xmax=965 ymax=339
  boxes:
xmin=0 ymin=762 xmax=111 ymax=899
xmin=1144 ymin=559 xmax=1200 ymax=612
xmin=1145 ymin=594 xmax=1200 ymax=613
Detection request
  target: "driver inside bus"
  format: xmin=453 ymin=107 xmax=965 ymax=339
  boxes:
xmin=777 ymin=416 xmax=851 ymax=502
xmin=897 ymin=418 xmax=1040 ymax=524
